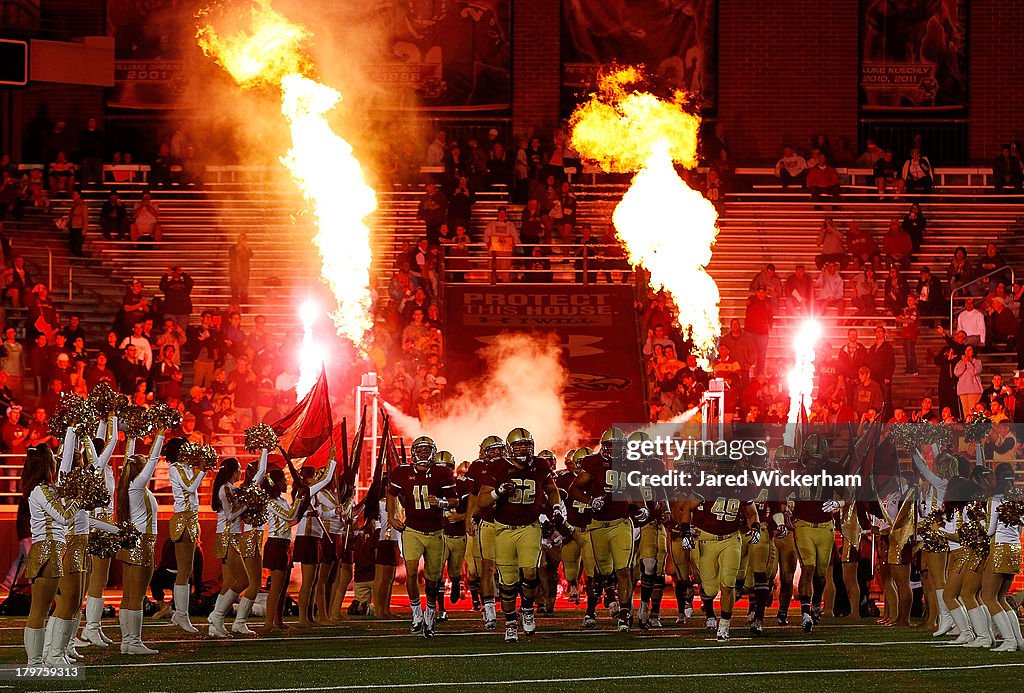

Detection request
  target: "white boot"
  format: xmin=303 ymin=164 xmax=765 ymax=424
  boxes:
xmin=81 ymin=596 xmax=109 ymax=647
xmin=43 ymin=617 xmax=73 ymax=666
xmin=24 ymin=627 xmax=45 ymax=666
xmin=207 ymin=590 xmax=236 ymax=638
xmin=1009 ymin=610 xmax=1024 ymax=651
xmin=171 ymin=584 xmax=198 ymax=634
xmin=992 ymin=611 xmax=1019 ymax=652
xmin=231 ymin=596 xmax=256 ymax=635
xmin=949 ymin=605 xmax=975 ymax=645
xmin=963 ymin=607 xmax=993 ymax=648
xmin=933 ymin=590 xmax=955 ymax=636
xmin=67 ymin=610 xmax=86 ymax=658
xmin=120 ymin=609 xmax=157 ymax=655
xmin=43 ymin=617 xmax=54 ymax=658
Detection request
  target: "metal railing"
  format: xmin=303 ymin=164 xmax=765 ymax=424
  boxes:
xmin=948 ymin=265 xmax=1017 ymax=326
xmin=440 ymin=242 xmax=634 ymax=285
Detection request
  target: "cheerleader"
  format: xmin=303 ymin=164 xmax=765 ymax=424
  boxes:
xmin=166 ymin=437 xmax=204 ymax=633
xmin=293 ymin=465 xmax=338 ymax=627
xmin=982 ymin=463 xmax=1024 ymax=652
xmin=942 ymin=467 xmax=995 ymax=646
xmin=373 ymin=491 xmax=399 ymax=620
xmin=263 ymin=455 xmax=337 ymax=631
xmin=115 ymin=430 xmax=167 ymax=655
xmin=207 ymin=458 xmax=246 ymax=638
xmin=22 ymin=444 xmax=78 ymax=665
xmin=910 ymin=447 xmax=958 ymax=636
xmin=317 ymin=481 xmax=346 ymax=624
xmin=79 ymin=416 xmax=119 ymax=647
xmin=231 ymin=450 xmax=269 ymax=635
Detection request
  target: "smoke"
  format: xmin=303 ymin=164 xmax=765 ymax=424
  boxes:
xmin=383 ymin=333 xmax=583 ymax=464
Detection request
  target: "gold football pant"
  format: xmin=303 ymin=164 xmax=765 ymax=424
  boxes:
xmin=494 ymin=522 xmax=542 ymax=586
xmin=589 ymin=518 xmax=636 ymax=575
xmin=739 ymin=528 xmax=776 ymax=589
xmin=794 ymin=520 xmax=835 ymax=578
xmin=477 ymin=520 xmax=497 ymax=563
xmin=695 ymin=529 xmax=742 ymax=598
xmin=443 ymin=534 xmax=467 ymax=580
xmin=401 ymin=527 xmax=445 ymax=581
xmin=638 ymin=523 xmax=667 ymax=574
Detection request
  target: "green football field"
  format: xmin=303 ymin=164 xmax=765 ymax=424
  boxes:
xmin=1 ymin=608 xmax=1022 ymax=692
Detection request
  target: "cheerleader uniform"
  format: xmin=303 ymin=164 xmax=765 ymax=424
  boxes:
xmin=264 ymin=461 xmax=337 ymax=572
xmin=988 ymin=493 xmax=1024 ymax=650
xmin=237 ymin=450 xmax=269 ymax=560
xmin=317 ymin=488 xmax=344 ymax=566
xmin=167 ymin=454 xmax=206 ymax=634
xmin=213 ymin=484 xmax=243 ymax=560
xmin=293 ymin=490 xmax=335 ymax=565
xmin=79 ymin=424 xmax=119 ymax=647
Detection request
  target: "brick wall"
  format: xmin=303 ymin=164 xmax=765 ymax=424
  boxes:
xmin=717 ymin=0 xmax=860 ymax=164
xmin=968 ymin=0 xmax=1024 ymax=162
xmin=511 ymin=0 xmax=561 ymax=138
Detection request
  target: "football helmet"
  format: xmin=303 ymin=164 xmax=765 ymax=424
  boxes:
xmin=506 ymin=427 xmax=535 ymax=464
xmin=435 ymin=450 xmax=455 ymax=468
xmin=773 ymin=444 xmax=798 ymax=466
xmin=479 ymin=434 xmax=507 ymax=461
xmin=538 ymin=449 xmax=556 ymax=466
xmin=801 ymin=434 xmax=830 ymax=466
xmin=411 ymin=435 xmax=437 ymax=465
xmin=567 ymin=446 xmax=593 ymax=473
xmin=600 ymin=427 xmax=627 ymax=461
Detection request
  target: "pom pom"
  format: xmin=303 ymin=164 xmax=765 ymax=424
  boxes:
xmin=957 ymin=500 xmax=991 ymax=559
xmin=888 ymin=423 xmax=953 ymax=450
xmin=178 ymin=441 xmax=219 ymax=471
xmin=244 ymin=423 xmax=278 ymax=453
xmin=964 ymin=412 xmax=993 ymax=444
xmin=49 ymin=393 xmax=100 ymax=439
xmin=920 ymin=508 xmax=949 ymax=553
xmin=148 ymin=402 xmax=182 ymax=431
xmin=89 ymin=382 xmax=129 ymax=419
xmin=87 ymin=521 xmax=141 ymax=558
xmin=237 ymin=483 xmax=270 ymax=526
xmin=121 ymin=405 xmax=154 ymax=438
xmin=57 ymin=466 xmax=110 ymax=512
xmin=997 ymin=488 xmax=1024 ymax=527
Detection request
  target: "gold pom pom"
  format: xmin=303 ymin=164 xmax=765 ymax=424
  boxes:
xmin=89 ymin=382 xmax=129 ymax=418
xmin=49 ymin=393 xmax=100 ymax=439
xmin=57 ymin=466 xmax=110 ymax=512
xmin=244 ymin=423 xmax=278 ymax=452
xmin=178 ymin=441 xmax=218 ymax=471
xmin=87 ymin=521 xmax=140 ymax=559
xmin=237 ymin=483 xmax=270 ymax=526
xmin=964 ymin=413 xmax=993 ymax=444
xmin=957 ymin=500 xmax=991 ymax=559
xmin=920 ymin=509 xmax=949 ymax=553
xmin=148 ymin=402 xmax=182 ymax=431
xmin=888 ymin=423 xmax=953 ymax=450
xmin=121 ymin=405 xmax=154 ymax=438
xmin=997 ymin=488 xmax=1024 ymax=527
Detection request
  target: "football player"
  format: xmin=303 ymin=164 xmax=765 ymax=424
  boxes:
xmin=673 ymin=454 xmax=760 ymax=641
xmin=437 ymin=451 xmax=469 ymax=622
xmin=557 ymin=447 xmax=605 ymax=628
xmin=387 ymin=436 xmax=458 ymax=637
xmin=736 ymin=449 xmax=783 ymax=635
xmin=791 ymin=434 xmax=843 ymax=633
xmin=629 ymin=431 xmax=669 ymax=630
xmin=772 ymin=445 xmax=799 ymax=625
xmin=570 ymin=428 xmax=647 ymax=633
xmin=464 ymin=434 xmax=507 ymax=630
xmin=478 ymin=428 xmax=561 ymax=643
xmin=667 ymin=453 xmax=699 ymax=624
xmin=537 ymin=449 xmax=562 ymax=614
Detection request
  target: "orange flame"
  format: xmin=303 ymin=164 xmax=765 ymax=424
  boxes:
xmin=569 ymin=68 xmax=719 ymax=365
xmin=197 ymin=1 xmax=375 ymax=349
xmin=785 ymin=319 xmax=822 ymax=443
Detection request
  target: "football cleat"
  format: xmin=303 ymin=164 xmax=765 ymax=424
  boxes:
xmin=437 ymin=609 xmax=448 ymax=623
xmin=811 ymin=605 xmax=822 ymax=625
xmin=675 ymin=613 xmax=687 ymax=625
xmin=717 ymin=626 xmax=730 ymax=641
xmin=650 ymin=614 xmax=663 ymax=628
xmin=522 ymin=608 xmax=537 ymax=635
xmin=582 ymin=613 xmax=597 ymax=629
xmin=608 ymin=600 xmax=619 ymax=617
xmin=750 ymin=618 xmax=765 ymax=636
xmin=684 ymin=603 xmax=694 ymax=619
xmin=617 ymin=617 xmax=630 ymax=633
xmin=410 ymin=613 xmax=423 ymax=634
xmin=705 ymin=616 xmax=718 ymax=631
xmin=747 ymin=608 xmax=756 ymax=624
xmin=802 ymin=612 xmax=814 ymax=633
xmin=567 ymin=584 xmax=580 ymax=604
xmin=777 ymin=612 xmax=789 ymax=625
xmin=638 ymin=603 xmax=651 ymax=631
xmin=504 ymin=621 xmax=519 ymax=643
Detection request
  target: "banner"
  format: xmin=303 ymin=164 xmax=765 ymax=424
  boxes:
xmin=271 ymin=366 xmax=334 ymax=460
xmin=365 ymin=0 xmax=511 ymax=111
xmin=860 ymin=0 xmax=967 ymax=112
xmin=561 ymin=0 xmax=717 ymax=108
xmin=444 ymin=285 xmax=646 ymax=438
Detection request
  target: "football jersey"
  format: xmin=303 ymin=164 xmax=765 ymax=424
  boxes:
xmin=388 ymin=463 xmax=457 ymax=533
xmin=465 ymin=457 xmax=497 ymax=522
xmin=791 ymin=461 xmax=844 ymax=524
xmin=692 ymin=485 xmax=752 ymax=536
xmin=443 ymin=475 xmax=473 ymax=537
xmin=579 ymin=453 xmax=633 ymax=521
xmin=489 ymin=456 xmax=552 ymax=527
xmin=555 ymin=469 xmax=591 ymax=528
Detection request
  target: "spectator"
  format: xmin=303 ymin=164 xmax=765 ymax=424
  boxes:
xmin=155 ymin=318 xmax=186 ymax=365
xmin=85 ymin=351 xmax=116 ymax=388
xmin=520 ymin=198 xmax=544 ymax=246
xmin=856 ymin=138 xmax=884 ymax=168
xmin=78 ymin=118 xmax=104 ymax=186
xmin=221 ymin=311 xmax=246 ymax=356
xmin=65 ymin=189 xmax=89 ymax=257
xmin=815 ymin=218 xmax=846 ymax=269
xmin=120 ymin=322 xmax=153 ymax=369
xmin=512 ymin=139 xmax=530 ymax=203
xmin=170 ymin=123 xmax=190 ymax=160
xmin=873 ymin=149 xmax=903 ymax=196
xmin=916 ymin=266 xmax=945 ymax=325
xmin=720 ymin=318 xmax=756 ymax=375
xmin=132 ymin=191 xmax=161 ymax=244
xmin=62 ymin=314 xmax=85 ymax=346
xmin=0 ymin=404 xmax=28 ymax=457
xmin=119 ymin=279 xmax=149 ymax=336
xmin=911 ymin=396 xmax=937 ymax=422
xmin=228 ymin=233 xmax=253 ymax=305
xmin=814 ymin=261 xmax=845 ymax=316
xmin=425 ymin=130 xmax=447 ymax=168
xmin=867 ymin=326 xmax=896 ymax=412
xmin=838 ymin=329 xmax=868 ymax=403
xmin=0 ymin=372 xmax=12 ymax=412
xmin=150 ymin=143 xmax=173 ymax=187
xmin=99 ymin=191 xmax=130 ymax=240
xmin=956 ymin=297 xmax=986 ymax=346
xmin=115 ymin=343 xmax=147 ymax=392
xmin=417 ymin=182 xmax=448 ymax=245
xmin=160 ymin=266 xmax=194 ymax=328
xmin=988 ymin=296 xmax=1019 ymax=347
xmin=228 ymin=355 xmax=258 ymax=424
xmin=805 ymin=154 xmax=841 ymax=200
xmin=3 ymin=255 xmax=32 ymax=307
xmin=882 ymin=217 xmax=913 ymax=267
xmin=846 ymin=221 xmax=879 ymax=267
xmin=953 ymin=345 xmax=983 ymax=416
xmin=901 ymin=203 xmax=927 ymax=253
xmin=447 ymin=176 xmax=474 ymax=234
xmin=853 ymin=366 xmax=883 ymax=420
xmin=48 ymin=151 xmax=76 ymax=194
xmin=981 ymin=374 xmax=1012 ymax=410
xmin=643 ymin=325 xmax=675 ymax=357
xmin=26 ymin=284 xmax=59 ymax=342
xmin=992 ymin=144 xmax=1022 ymax=193
xmin=487 ymin=142 xmax=512 ymax=188
xmin=851 ymin=266 xmax=878 ymax=317
xmin=744 ymin=287 xmax=773 ymax=375
xmin=0 ymin=327 xmax=23 ymax=395
xmin=482 ymin=207 xmax=519 ymax=282
xmin=832 ymin=136 xmax=856 ymax=167
xmin=901 ymin=148 xmax=933 ymax=194
xmin=784 ymin=264 xmax=814 ymax=315
xmin=749 ymin=264 xmax=783 ymax=313
xmin=150 ymin=345 xmax=180 ymax=399
xmin=900 ymin=294 xmax=920 ymax=375
xmin=713 ymin=148 xmax=737 ymax=193
xmin=976 ymin=243 xmax=1010 ymax=287
xmin=946 ymin=246 xmax=973 ymax=296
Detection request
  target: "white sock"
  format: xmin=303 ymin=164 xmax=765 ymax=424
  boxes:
xmin=411 ymin=601 xmax=423 ymax=619
xmin=719 ymin=617 xmax=731 ymax=632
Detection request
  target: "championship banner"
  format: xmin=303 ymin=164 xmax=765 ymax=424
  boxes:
xmin=109 ymin=60 xmax=190 ymax=110
xmin=561 ymin=0 xmax=717 ymax=108
xmin=364 ymin=0 xmax=511 ymax=111
xmin=860 ymin=0 xmax=967 ymax=112
xmin=444 ymin=285 xmax=646 ymax=437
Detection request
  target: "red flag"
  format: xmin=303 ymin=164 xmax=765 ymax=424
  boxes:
xmin=303 ymin=422 xmax=346 ymax=469
xmin=270 ymin=365 xmax=333 ymax=459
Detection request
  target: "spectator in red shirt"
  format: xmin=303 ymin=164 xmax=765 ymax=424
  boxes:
xmin=744 ymin=287 xmax=773 ymax=375
xmin=882 ymin=218 xmax=913 ymax=267
xmin=806 ymin=154 xmax=841 ymax=201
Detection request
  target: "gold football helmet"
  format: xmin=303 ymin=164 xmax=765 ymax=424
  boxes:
xmin=773 ymin=444 xmax=798 ymax=465
xmin=435 ymin=450 xmax=455 ymax=468
xmin=600 ymin=427 xmax=627 ymax=460
xmin=567 ymin=446 xmax=592 ymax=473
xmin=506 ymin=427 xmax=535 ymax=464
xmin=802 ymin=434 xmax=830 ymax=461
xmin=479 ymin=434 xmax=507 ymax=461
xmin=411 ymin=435 xmax=436 ymax=465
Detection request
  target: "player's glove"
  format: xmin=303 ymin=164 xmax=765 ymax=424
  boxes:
xmin=552 ymin=502 xmax=567 ymax=521
xmin=634 ymin=507 xmax=651 ymax=524
xmin=746 ymin=523 xmax=761 ymax=545
xmin=822 ymin=500 xmax=842 ymax=513
xmin=681 ymin=535 xmax=696 ymax=550
xmin=437 ymin=498 xmax=450 ymax=511
xmin=590 ymin=496 xmax=606 ymax=511
xmin=774 ymin=525 xmax=789 ymax=540
xmin=497 ymin=481 xmax=517 ymax=498
xmin=541 ymin=520 xmax=555 ymax=539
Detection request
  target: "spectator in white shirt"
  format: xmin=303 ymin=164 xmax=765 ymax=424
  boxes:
xmin=425 ymin=130 xmax=447 ymax=167
xmin=815 ymin=261 xmax=845 ymax=316
xmin=773 ymin=145 xmax=807 ymax=189
xmin=119 ymin=322 xmax=153 ymax=369
xmin=956 ymin=297 xmax=986 ymax=346
xmin=482 ymin=207 xmax=520 ymax=282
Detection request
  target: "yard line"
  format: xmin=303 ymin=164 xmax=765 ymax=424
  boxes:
xmin=193 ymin=663 xmax=1024 ymax=692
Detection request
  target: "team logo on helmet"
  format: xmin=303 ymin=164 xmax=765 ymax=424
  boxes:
xmin=411 ymin=435 xmax=437 ymax=465
xmin=506 ymin=427 xmax=535 ymax=464
xmin=567 ymin=446 xmax=592 ymax=473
